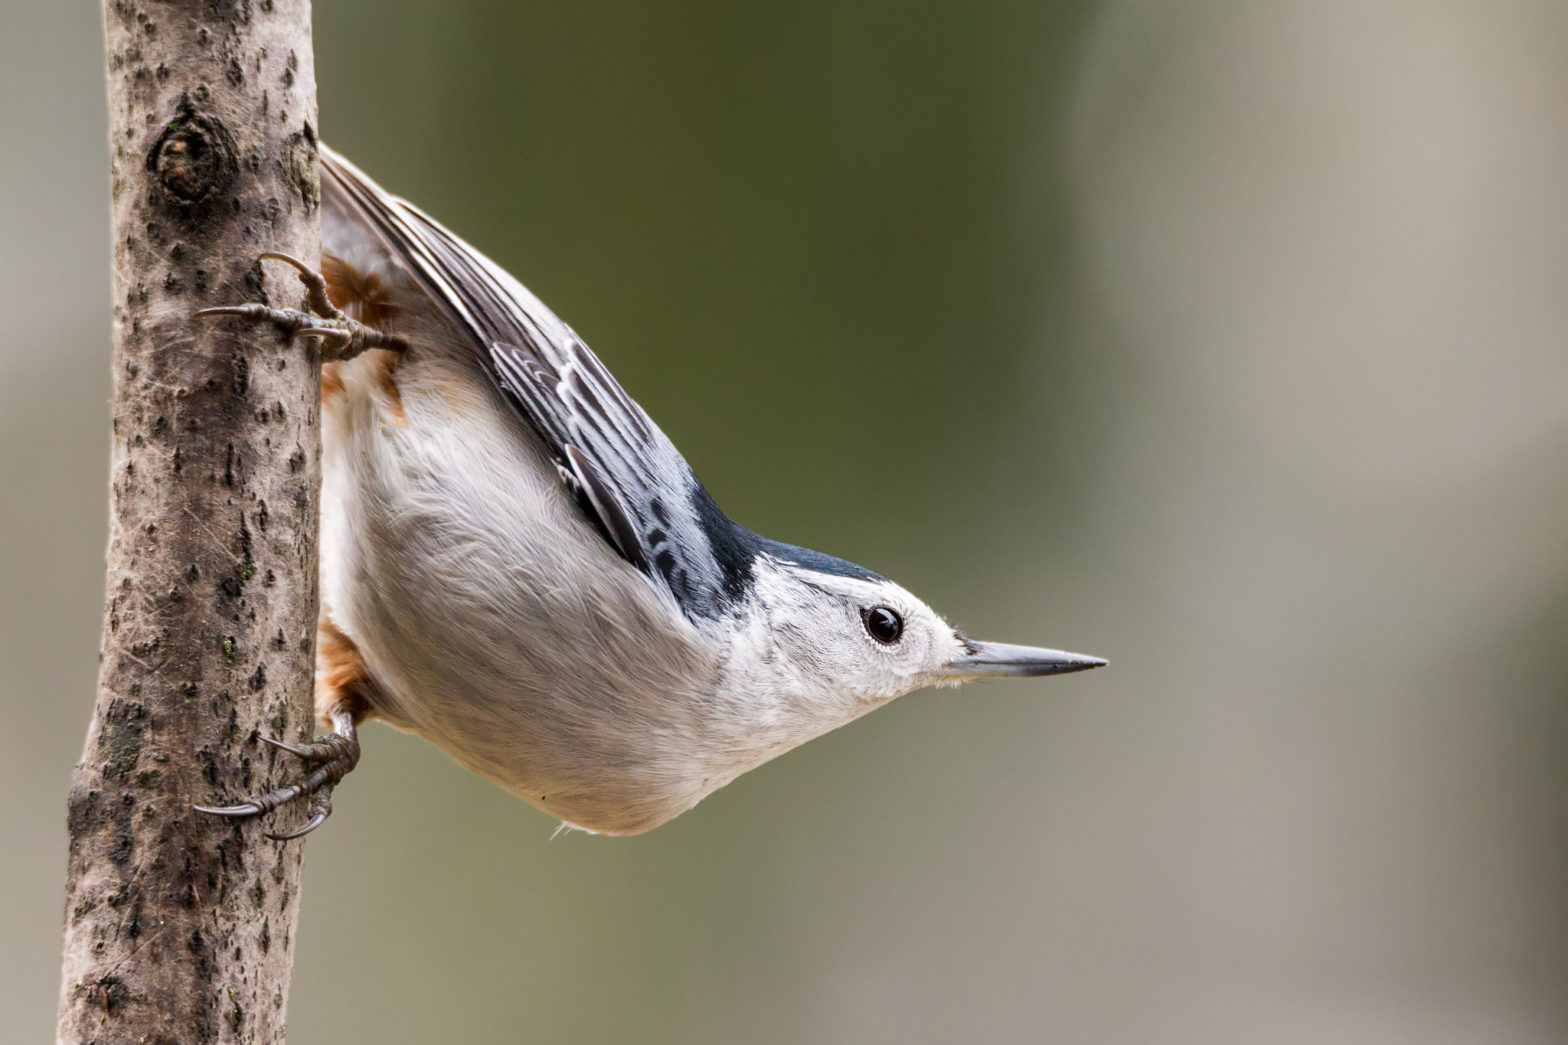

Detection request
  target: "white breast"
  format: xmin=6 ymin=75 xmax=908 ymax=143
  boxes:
xmin=319 ymin=341 xmax=756 ymax=834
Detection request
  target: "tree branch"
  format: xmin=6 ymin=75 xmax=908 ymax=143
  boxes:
xmin=60 ymin=3 xmax=322 ymax=1041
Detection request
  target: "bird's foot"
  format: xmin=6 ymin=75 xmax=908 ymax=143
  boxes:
xmin=196 ymin=251 xmax=406 ymax=361
xmin=195 ymin=710 xmax=360 ymax=840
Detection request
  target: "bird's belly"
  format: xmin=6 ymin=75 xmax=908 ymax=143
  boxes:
xmin=318 ymin=351 xmax=730 ymax=834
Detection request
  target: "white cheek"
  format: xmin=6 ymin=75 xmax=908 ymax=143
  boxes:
xmin=854 ymin=630 xmax=932 ymax=699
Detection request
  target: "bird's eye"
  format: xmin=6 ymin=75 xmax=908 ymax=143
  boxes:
xmin=863 ymin=606 xmax=904 ymax=645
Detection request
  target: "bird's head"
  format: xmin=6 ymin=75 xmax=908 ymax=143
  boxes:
xmin=736 ymin=540 xmax=1104 ymax=732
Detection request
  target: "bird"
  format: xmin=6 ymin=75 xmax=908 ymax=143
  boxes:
xmin=194 ymin=145 xmax=1105 ymax=840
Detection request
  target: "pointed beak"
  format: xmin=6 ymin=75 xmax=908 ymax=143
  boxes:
xmin=940 ymin=641 xmax=1107 ymax=680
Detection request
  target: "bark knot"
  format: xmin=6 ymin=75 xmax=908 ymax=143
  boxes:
xmin=148 ymin=99 xmax=237 ymax=209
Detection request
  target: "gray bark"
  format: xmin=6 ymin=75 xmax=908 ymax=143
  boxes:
xmin=59 ymin=2 xmax=322 ymax=1042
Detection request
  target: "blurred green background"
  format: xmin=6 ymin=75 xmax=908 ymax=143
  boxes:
xmin=5 ymin=1 xmax=1567 ymax=1041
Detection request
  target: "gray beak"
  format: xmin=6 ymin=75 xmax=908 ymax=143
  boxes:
xmin=941 ymin=641 xmax=1107 ymax=679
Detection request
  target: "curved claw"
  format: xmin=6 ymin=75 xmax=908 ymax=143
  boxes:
xmin=258 ymin=252 xmax=340 ymax=319
xmin=257 ymin=251 xmax=316 ymax=278
xmin=258 ymin=734 xmax=316 ymax=760
xmin=293 ymin=325 xmax=353 ymax=348
xmin=193 ymin=802 xmax=264 ymax=818
xmin=267 ymin=810 xmax=330 ymax=841
xmin=195 ymin=305 xmax=263 ymax=319
xmin=266 ymin=785 xmax=334 ymax=840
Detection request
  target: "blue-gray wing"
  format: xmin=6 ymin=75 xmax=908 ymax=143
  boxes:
xmin=320 ymin=145 xmax=746 ymax=618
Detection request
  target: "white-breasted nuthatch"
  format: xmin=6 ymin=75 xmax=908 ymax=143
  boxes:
xmin=195 ymin=146 xmax=1104 ymax=839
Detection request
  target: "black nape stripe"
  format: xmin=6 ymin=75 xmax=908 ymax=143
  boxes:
xmin=686 ymin=478 xmax=882 ymax=609
xmin=749 ymin=536 xmax=883 ymax=584
xmin=687 ymin=482 xmax=757 ymax=603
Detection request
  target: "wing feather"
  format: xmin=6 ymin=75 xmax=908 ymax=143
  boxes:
xmin=320 ymin=144 xmax=746 ymax=618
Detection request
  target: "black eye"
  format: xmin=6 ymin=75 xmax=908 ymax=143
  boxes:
xmin=863 ymin=606 xmax=904 ymax=645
